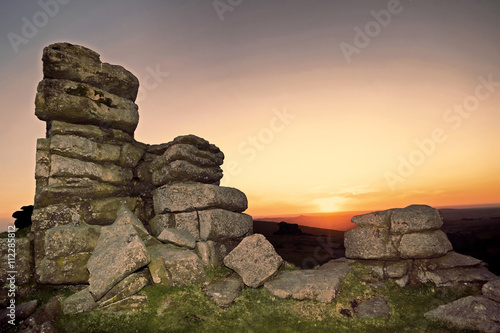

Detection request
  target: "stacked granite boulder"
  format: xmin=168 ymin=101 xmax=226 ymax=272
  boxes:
xmin=32 ymin=43 xmax=149 ymax=285
xmin=30 ymin=42 xmax=253 ymax=289
xmin=345 ymin=205 xmax=496 ymax=286
xmin=149 ymin=135 xmax=253 ymax=268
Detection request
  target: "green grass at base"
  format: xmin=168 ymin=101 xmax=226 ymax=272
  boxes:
xmin=51 ymin=263 xmax=482 ymax=333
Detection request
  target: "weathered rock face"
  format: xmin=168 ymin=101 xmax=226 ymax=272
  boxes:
xmin=32 ymin=42 xmax=253 ymax=285
xmin=483 ymin=279 xmax=500 ymax=303
xmin=146 ymin=244 xmax=206 ymax=286
xmin=35 ymin=225 xmax=100 ymax=284
xmin=224 ymin=234 xmax=283 ymax=288
xmin=150 ymin=135 xmax=224 ymax=186
xmin=345 ymin=205 xmax=452 ymax=260
xmin=42 ymin=43 xmax=139 ymax=102
xmin=32 ymin=43 xmax=149 ymax=285
xmin=87 ymin=220 xmax=150 ymax=301
xmin=358 ymin=251 xmax=496 ymax=288
xmin=425 ymin=296 xmax=500 ymax=333
xmin=153 ymin=182 xmax=248 ymax=214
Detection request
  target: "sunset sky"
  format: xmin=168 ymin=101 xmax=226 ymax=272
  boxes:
xmin=1 ymin=0 xmax=499 ymax=230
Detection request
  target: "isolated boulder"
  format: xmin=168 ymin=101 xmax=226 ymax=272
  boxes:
xmin=224 ymin=234 xmax=283 ymax=288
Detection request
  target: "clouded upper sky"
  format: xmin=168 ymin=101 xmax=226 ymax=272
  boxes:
xmin=1 ymin=0 xmax=499 ymax=230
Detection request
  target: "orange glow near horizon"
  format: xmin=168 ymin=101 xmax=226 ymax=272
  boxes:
xmin=1 ymin=2 xmax=500 ymax=231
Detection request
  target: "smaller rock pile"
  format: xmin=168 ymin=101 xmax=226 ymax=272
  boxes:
xmin=150 ymin=136 xmax=253 ymax=267
xmin=345 ymin=204 xmax=452 ymax=260
xmin=149 ymin=135 xmax=224 ymax=186
xmin=344 ymin=205 xmax=495 ymax=287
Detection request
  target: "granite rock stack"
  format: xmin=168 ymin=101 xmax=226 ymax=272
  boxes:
xmin=344 ymin=205 xmax=495 ymax=287
xmin=31 ymin=42 xmax=252 ymax=286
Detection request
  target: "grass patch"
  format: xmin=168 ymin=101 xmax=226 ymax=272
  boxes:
xmin=51 ymin=263 xmax=482 ymax=333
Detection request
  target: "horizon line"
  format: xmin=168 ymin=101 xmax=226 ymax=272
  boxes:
xmin=252 ymin=202 xmax=500 ymax=219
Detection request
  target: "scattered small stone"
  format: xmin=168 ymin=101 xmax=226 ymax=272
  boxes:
xmin=205 ymin=277 xmax=243 ymax=307
xmin=353 ymin=296 xmax=390 ymax=318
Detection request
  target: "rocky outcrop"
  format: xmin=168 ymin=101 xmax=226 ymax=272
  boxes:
xmin=32 ymin=43 xmax=148 ymax=284
xmin=31 ymin=42 xmax=252 ymax=286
